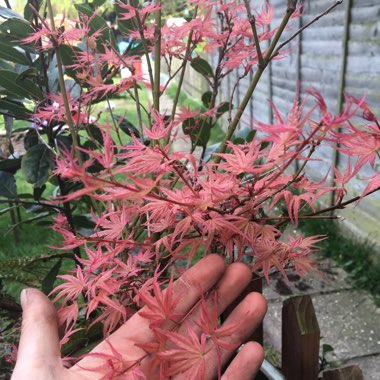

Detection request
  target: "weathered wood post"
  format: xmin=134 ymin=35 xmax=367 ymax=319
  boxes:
xmin=323 ymin=365 xmax=364 ymax=380
xmin=282 ymin=295 xmax=320 ymax=380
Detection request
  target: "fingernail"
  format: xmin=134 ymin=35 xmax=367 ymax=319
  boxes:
xmin=20 ymin=289 xmax=29 ymax=308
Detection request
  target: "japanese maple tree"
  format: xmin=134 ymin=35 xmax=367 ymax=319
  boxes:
xmin=1 ymin=0 xmax=379 ymax=378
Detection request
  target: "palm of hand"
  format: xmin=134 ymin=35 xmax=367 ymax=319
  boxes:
xmin=12 ymin=255 xmax=266 ymax=380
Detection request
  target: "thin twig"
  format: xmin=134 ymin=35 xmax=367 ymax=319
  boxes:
xmin=0 ymin=199 xmax=64 ymax=212
xmin=134 ymin=9 xmax=155 ymax=90
xmin=170 ymin=6 xmax=199 ymax=120
xmin=271 ymin=0 xmax=343 ymax=60
xmin=153 ymin=1 xmax=162 ymax=112
xmin=243 ymin=0 xmax=264 ymax=68
xmin=215 ymin=1 xmax=298 ymax=161
xmin=46 ymin=0 xmax=82 ymax=164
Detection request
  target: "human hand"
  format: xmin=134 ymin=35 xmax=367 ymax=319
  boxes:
xmin=11 ymin=254 xmax=267 ymax=380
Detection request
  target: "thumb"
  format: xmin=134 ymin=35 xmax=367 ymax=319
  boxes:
xmin=13 ymin=288 xmax=63 ymax=373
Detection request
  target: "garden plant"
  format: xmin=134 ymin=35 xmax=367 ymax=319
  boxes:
xmin=0 ymin=0 xmax=380 ymax=378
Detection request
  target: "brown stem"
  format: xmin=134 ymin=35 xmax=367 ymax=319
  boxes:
xmin=170 ymin=6 xmax=199 ymax=120
xmin=8 ymin=201 xmax=20 ymax=245
xmin=243 ymin=0 xmax=264 ymax=68
xmin=153 ymin=1 xmax=162 ymax=112
xmin=134 ymin=10 xmax=155 ymax=89
xmin=215 ymin=1 xmax=298 ymax=161
xmin=306 ymin=186 xmax=380 ymax=217
xmin=46 ymin=0 xmax=82 ymax=164
xmin=271 ymin=0 xmax=343 ymax=60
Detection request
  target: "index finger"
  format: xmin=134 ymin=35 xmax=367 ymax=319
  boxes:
xmin=69 ymin=254 xmax=226 ymax=378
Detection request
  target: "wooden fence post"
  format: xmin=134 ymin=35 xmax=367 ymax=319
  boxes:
xmin=323 ymin=365 xmax=364 ymax=380
xmin=282 ymin=295 xmax=320 ymax=380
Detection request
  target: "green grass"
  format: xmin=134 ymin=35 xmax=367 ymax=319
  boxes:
xmin=0 ymin=87 xmax=151 ymax=297
xmin=299 ymin=218 xmax=380 ymax=305
xmin=0 ymin=171 xmax=65 ymax=298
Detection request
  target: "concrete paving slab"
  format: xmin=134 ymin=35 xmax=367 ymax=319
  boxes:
xmin=264 ymin=290 xmax=380 ymax=364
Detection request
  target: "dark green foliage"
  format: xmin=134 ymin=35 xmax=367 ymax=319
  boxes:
xmin=190 ymin=57 xmax=214 ymax=78
xmin=21 ymin=144 xmax=54 ymax=188
xmin=0 ymin=171 xmax=16 ymax=198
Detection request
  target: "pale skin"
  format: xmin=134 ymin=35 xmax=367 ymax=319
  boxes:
xmin=12 ymin=254 xmax=267 ymax=380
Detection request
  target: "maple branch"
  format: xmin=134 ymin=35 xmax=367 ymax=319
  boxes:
xmin=133 ymin=81 xmax=144 ymax=138
xmin=46 ymin=0 xmax=82 ymax=164
xmin=0 ymin=199 xmax=63 ymax=212
xmin=153 ymin=1 xmax=162 ymax=112
xmin=159 ymin=149 xmax=198 ymax=197
xmin=134 ymin=10 xmax=155 ymax=89
xmin=259 ymin=215 xmax=339 ymax=221
xmin=215 ymin=1 xmax=298 ymax=161
xmin=305 ymin=186 xmax=380 ymax=217
xmin=170 ymin=6 xmax=199 ymax=121
xmin=243 ymin=0 xmax=264 ymax=68
xmin=271 ymin=0 xmax=344 ymax=61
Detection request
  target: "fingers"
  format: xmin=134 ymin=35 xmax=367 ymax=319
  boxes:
xmin=12 ymin=288 xmax=63 ymax=376
xmin=222 ymin=342 xmax=264 ymax=380
xmin=204 ymin=292 xmax=267 ymax=379
xmin=178 ymin=262 xmax=252 ymax=335
xmin=70 ymin=254 xmax=227 ymax=376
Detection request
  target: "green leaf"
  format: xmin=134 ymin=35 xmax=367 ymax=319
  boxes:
xmin=41 ymin=258 xmax=62 ymax=295
xmin=0 ymin=158 xmax=21 ymax=173
xmin=115 ymin=0 xmax=137 ymax=34
xmin=0 ymin=98 xmax=32 ymax=119
xmin=0 ymin=58 xmax=13 ymax=70
xmin=72 ymin=214 xmax=96 ymax=229
xmin=201 ymin=91 xmax=212 ymax=108
xmin=115 ymin=115 xmax=141 ymax=138
xmin=322 ymin=344 xmax=334 ymax=356
xmin=0 ymin=70 xmax=43 ymax=100
xmin=18 ymin=67 xmax=38 ymax=81
xmin=0 ymin=6 xmax=24 ymax=20
xmin=58 ymin=44 xmax=84 ymax=80
xmin=0 ymin=170 xmax=16 ymax=197
xmin=92 ymin=0 xmax=107 ymax=8
xmin=182 ymin=117 xmax=211 ymax=148
xmin=128 ymin=41 xmax=145 ymax=57
xmin=86 ymin=124 xmax=104 ymax=145
xmin=59 ymin=44 xmax=83 ymax=66
xmin=33 ymin=184 xmax=46 ymax=201
xmin=0 ymin=18 xmax=34 ymax=40
xmin=21 ymin=144 xmax=54 ymax=188
xmin=233 ymin=126 xmax=256 ymax=143
xmin=216 ymin=101 xmax=231 ymax=119
xmin=75 ymin=4 xmax=117 ymax=53
xmin=56 ymin=134 xmax=72 ymax=153
xmin=0 ymin=41 xmax=30 ymax=65
xmin=24 ymin=129 xmax=38 ymax=151
xmin=191 ymin=57 xmax=214 ymax=78
xmin=24 ymin=0 xmax=44 ymax=21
